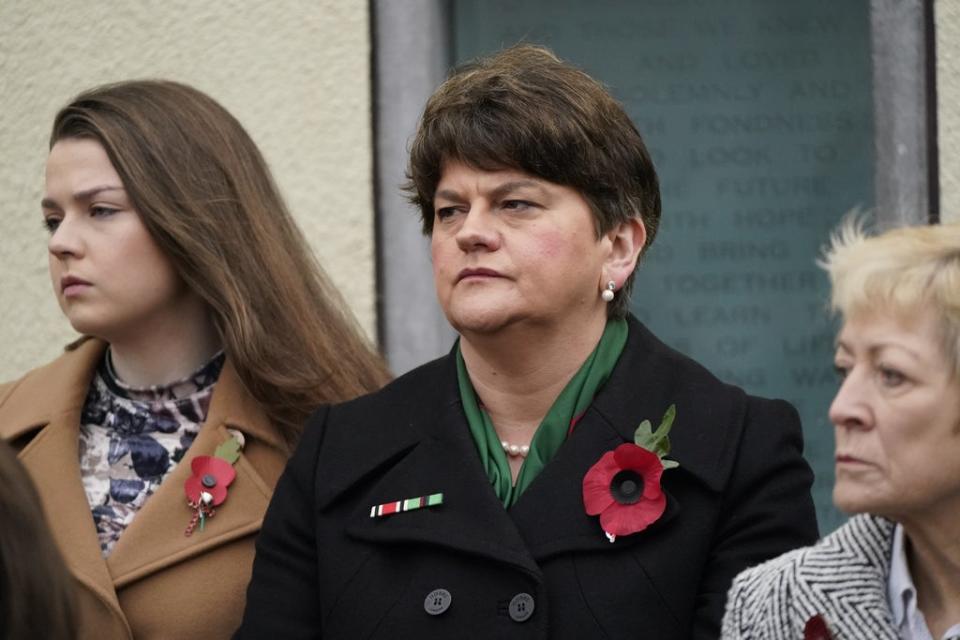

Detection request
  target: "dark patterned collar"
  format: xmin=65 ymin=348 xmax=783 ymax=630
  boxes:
xmin=101 ymin=349 xmax=225 ymax=403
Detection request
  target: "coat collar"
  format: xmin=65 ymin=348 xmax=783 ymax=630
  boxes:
xmin=591 ymin=317 xmax=745 ymax=493
xmin=0 ymin=339 xmax=283 ymax=451
xmin=0 ymin=339 xmax=283 ymax=617
xmin=501 ymin=316 xmax=734 ymax=558
xmin=0 ymin=340 xmax=120 ymax=615
xmin=333 ymin=315 xmax=742 ymax=566
xmin=343 ymin=393 xmax=543 ymax=577
xmin=0 ymin=338 xmax=100 ymax=443
xmin=794 ymin=514 xmax=897 ymax=637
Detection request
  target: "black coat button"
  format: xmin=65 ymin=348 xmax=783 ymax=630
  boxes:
xmin=424 ymin=589 xmax=452 ymax=616
xmin=508 ymin=592 xmax=534 ymax=622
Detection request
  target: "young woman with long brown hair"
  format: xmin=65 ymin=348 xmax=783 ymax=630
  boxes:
xmin=0 ymin=80 xmax=389 ymax=639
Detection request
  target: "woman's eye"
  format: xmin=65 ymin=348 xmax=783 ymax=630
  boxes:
xmin=90 ymin=205 xmax=119 ymax=218
xmin=833 ymin=364 xmax=849 ymax=381
xmin=878 ymin=366 xmax=906 ymax=388
xmin=42 ymin=217 xmax=61 ymax=233
xmin=435 ymin=206 xmax=459 ymax=220
xmin=501 ymin=199 xmax=532 ymax=211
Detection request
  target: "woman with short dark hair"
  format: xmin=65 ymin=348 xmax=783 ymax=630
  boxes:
xmin=240 ymin=45 xmax=818 ymax=639
xmin=407 ymin=44 xmax=662 ymax=318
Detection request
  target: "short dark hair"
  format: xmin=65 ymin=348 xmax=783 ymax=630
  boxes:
xmin=405 ymin=44 xmax=661 ymax=318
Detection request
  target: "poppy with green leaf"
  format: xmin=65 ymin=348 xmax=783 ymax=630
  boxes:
xmin=183 ymin=436 xmax=242 ymax=536
xmin=582 ymin=405 xmax=679 ymax=542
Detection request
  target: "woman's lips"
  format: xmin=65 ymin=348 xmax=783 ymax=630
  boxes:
xmin=61 ymin=276 xmax=92 ymax=296
xmin=457 ymin=268 xmax=504 ymax=282
xmin=835 ymin=453 xmax=869 ymax=465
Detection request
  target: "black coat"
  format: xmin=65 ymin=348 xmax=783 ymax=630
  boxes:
xmin=238 ymin=316 xmax=818 ymax=639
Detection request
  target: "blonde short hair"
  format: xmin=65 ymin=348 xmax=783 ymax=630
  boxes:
xmin=821 ymin=219 xmax=960 ymax=372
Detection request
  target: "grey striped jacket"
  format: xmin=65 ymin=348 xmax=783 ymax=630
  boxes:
xmin=722 ymin=514 xmax=898 ymax=639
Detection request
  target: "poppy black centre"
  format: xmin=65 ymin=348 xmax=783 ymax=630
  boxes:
xmin=201 ymin=474 xmax=217 ymax=488
xmin=610 ymin=470 xmax=644 ymax=505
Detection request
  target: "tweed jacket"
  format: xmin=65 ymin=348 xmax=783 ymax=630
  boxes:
xmin=0 ymin=338 xmax=290 ymax=639
xmin=238 ymin=316 xmax=818 ymax=639
xmin=722 ymin=514 xmax=898 ymax=639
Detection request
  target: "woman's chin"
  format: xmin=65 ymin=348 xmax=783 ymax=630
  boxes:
xmin=62 ymin=313 xmax=105 ymax=339
xmin=445 ymin=303 xmax=524 ymax=337
xmin=449 ymin=314 xmax=514 ymax=337
xmin=832 ymin=484 xmax=882 ymax=516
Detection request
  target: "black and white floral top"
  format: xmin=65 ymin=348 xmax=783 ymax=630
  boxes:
xmin=78 ymin=351 xmax=225 ymax=556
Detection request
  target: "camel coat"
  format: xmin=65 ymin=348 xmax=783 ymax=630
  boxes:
xmin=0 ymin=339 xmax=290 ymax=639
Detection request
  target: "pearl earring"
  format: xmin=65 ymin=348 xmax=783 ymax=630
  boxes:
xmin=601 ymin=280 xmax=616 ymax=302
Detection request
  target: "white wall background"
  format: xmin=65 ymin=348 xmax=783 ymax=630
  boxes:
xmin=938 ymin=0 xmax=960 ymax=223
xmin=0 ymin=0 xmax=377 ymax=381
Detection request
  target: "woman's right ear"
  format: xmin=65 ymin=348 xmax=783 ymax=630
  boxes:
xmin=602 ymin=217 xmax=646 ymax=286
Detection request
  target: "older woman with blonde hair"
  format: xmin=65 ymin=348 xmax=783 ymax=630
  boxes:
xmin=723 ymin=221 xmax=960 ymax=639
xmin=0 ymin=80 xmax=389 ymax=639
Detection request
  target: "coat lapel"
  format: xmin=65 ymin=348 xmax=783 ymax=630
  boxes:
xmin=794 ymin=515 xmax=897 ymax=639
xmin=340 ymin=360 xmax=541 ymax=578
xmin=508 ymin=405 xmax=681 ymax=559
xmin=3 ymin=340 xmax=128 ymax=623
xmin=0 ymin=342 xmax=285 ymax=593
xmin=511 ymin=316 xmax=739 ymax=558
xmin=107 ymin=360 xmax=284 ymax=587
xmin=333 ymin=316 xmax=742 ymax=576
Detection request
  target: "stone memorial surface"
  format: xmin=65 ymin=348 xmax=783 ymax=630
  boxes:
xmin=454 ymin=0 xmax=874 ymax=532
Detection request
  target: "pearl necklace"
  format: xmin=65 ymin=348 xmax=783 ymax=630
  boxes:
xmin=501 ymin=440 xmax=530 ymax=458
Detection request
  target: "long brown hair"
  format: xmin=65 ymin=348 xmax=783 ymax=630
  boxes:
xmin=0 ymin=440 xmax=76 ymax=639
xmin=51 ymin=80 xmax=390 ymax=446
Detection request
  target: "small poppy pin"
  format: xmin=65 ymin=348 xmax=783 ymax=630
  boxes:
xmin=582 ymin=404 xmax=679 ymax=543
xmin=803 ymin=614 xmax=834 ymax=640
xmin=184 ymin=435 xmax=241 ymax=536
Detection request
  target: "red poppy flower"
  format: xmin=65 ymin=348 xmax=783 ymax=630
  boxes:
xmin=803 ymin=614 xmax=833 ymax=640
xmin=582 ymin=443 xmax=666 ymax=540
xmin=184 ymin=455 xmax=236 ymax=506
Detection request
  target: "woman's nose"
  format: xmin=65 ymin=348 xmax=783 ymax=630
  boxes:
xmin=828 ymin=372 xmax=871 ymax=431
xmin=47 ymin=216 xmax=84 ymax=259
xmin=455 ymin=207 xmax=500 ymax=252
